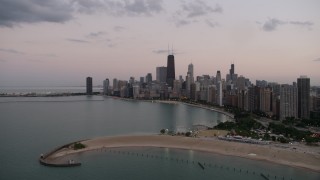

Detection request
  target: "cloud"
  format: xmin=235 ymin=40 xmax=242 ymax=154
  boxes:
xmin=0 ymin=0 xmax=73 ymax=27
xmin=261 ymin=18 xmax=314 ymax=31
xmin=172 ymin=1 xmax=222 ymax=28
xmin=71 ymin=0 xmax=108 ymax=14
xmin=114 ymin=26 xmax=126 ymax=32
xmin=72 ymin=0 xmax=164 ymax=16
xmin=0 ymin=48 xmax=25 ymax=54
xmin=182 ymin=1 xmax=222 ymax=18
xmin=86 ymin=31 xmax=107 ymax=38
xmin=313 ymin=58 xmax=320 ymax=62
xmin=0 ymin=0 xmax=164 ymax=27
xmin=289 ymin=21 xmax=314 ymax=29
xmin=124 ymin=0 xmax=163 ymax=15
xmin=205 ymin=19 xmax=218 ymax=28
xmin=0 ymin=59 xmax=7 ymax=62
xmin=152 ymin=49 xmax=168 ymax=54
xmin=262 ymin=18 xmax=286 ymax=31
xmin=66 ymin=38 xmax=89 ymax=43
xmin=289 ymin=21 xmax=313 ymax=26
xmin=175 ymin=19 xmax=192 ymax=27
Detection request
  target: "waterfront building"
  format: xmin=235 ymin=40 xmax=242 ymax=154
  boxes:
xmin=166 ymin=54 xmax=175 ymax=88
xmin=260 ymin=87 xmax=272 ymax=115
xmin=132 ymin=85 xmax=140 ymax=99
xmin=218 ymin=81 xmax=223 ymax=106
xmin=179 ymin=75 xmax=184 ymax=83
xmin=311 ymin=96 xmax=320 ymax=119
xmin=186 ymin=73 xmax=191 ymax=97
xmin=207 ymin=85 xmax=217 ymax=104
xmin=113 ymin=78 xmax=118 ymax=91
xmin=248 ymin=86 xmax=259 ymax=112
xmin=173 ymin=80 xmax=181 ymax=96
xmin=86 ymin=77 xmax=93 ymax=95
xmin=216 ymin=70 xmax=221 ymax=84
xmin=297 ymin=76 xmax=310 ymax=119
xmin=236 ymin=76 xmax=246 ymax=91
xmin=140 ymin=77 xmax=145 ymax=85
xmin=120 ymin=86 xmax=127 ymax=98
xmin=146 ymin=73 xmax=152 ymax=83
xmin=226 ymin=64 xmax=238 ymax=86
xmin=156 ymin=66 xmax=167 ymax=83
xmin=238 ymin=90 xmax=248 ymax=110
xmin=188 ymin=63 xmax=194 ymax=84
xmin=103 ymin=78 xmax=109 ymax=95
xmin=190 ymin=83 xmax=196 ymax=101
xmin=129 ymin=77 xmax=135 ymax=85
xmin=256 ymin=80 xmax=268 ymax=88
xmin=280 ymin=84 xmax=298 ymax=120
xmin=216 ymin=71 xmax=223 ymax=106
xmin=269 ymin=82 xmax=281 ymax=96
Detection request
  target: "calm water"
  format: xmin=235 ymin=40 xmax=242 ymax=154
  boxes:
xmin=0 ymin=86 xmax=98 ymax=94
xmin=0 ymin=95 xmax=319 ymax=180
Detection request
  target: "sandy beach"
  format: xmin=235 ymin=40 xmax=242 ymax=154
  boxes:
xmin=47 ymin=135 xmax=320 ymax=172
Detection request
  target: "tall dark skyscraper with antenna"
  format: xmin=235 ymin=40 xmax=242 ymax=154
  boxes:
xmin=166 ymin=53 xmax=175 ymax=88
xmin=230 ymin=64 xmax=234 ymax=75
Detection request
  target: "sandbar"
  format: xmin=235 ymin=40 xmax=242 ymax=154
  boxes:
xmin=46 ymin=135 xmax=320 ymax=172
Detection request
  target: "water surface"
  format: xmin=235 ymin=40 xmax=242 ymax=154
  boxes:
xmin=0 ymin=95 xmax=318 ymax=180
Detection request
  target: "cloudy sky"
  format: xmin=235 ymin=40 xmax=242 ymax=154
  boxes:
xmin=0 ymin=0 xmax=319 ymax=87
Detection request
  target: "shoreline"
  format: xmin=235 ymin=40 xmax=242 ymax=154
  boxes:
xmin=45 ymin=135 xmax=320 ymax=172
xmin=111 ymin=96 xmax=235 ymax=119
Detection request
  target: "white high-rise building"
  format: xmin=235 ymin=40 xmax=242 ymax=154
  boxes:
xmin=280 ymin=84 xmax=298 ymax=120
xmin=219 ymin=81 xmax=223 ymax=106
xmin=188 ymin=63 xmax=194 ymax=83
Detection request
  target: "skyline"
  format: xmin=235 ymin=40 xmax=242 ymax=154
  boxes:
xmin=1 ymin=0 xmax=320 ymax=87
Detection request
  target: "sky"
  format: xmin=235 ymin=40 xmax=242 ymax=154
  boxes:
xmin=0 ymin=0 xmax=319 ymax=87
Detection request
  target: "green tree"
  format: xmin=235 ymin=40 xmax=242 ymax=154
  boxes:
xmin=74 ymin=142 xmax=86 ymax=150
xmin=185 ymin=132 xmax=191 ymax=137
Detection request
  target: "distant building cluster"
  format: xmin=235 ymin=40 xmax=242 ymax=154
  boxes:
xmin=86 ymin=53 xmax=320 ymax=121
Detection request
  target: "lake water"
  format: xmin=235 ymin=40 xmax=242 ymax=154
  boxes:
xmin=0 ymin=95 xmax=319 ymax=180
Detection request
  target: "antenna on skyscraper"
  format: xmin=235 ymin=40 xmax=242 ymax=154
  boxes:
xmin=171 ymin=44 xmax=174 ymax=55
xmin=168 ymin=44 xmax=170 ymax=55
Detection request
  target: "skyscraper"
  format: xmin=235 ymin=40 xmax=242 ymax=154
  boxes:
xmin=188 ymin=63 xmax=194 ymax=83
xmin=156 ymin=66 xmax=167 ymax=83
xmin=230 ymin=64 xmax=234 ymax=75
xmin=146 ymin=73 xmax=152 ymax=83
xmin=226 ymin=63 xmax=238 ymax=85
xmin=113 ymin=78 xmax=118 ymax=91
xmin=216 ymin=70 xmax=222 ymax=106
xmin=166 ymin=54 xmax=175 ymax=87
xmin=297 ymin=76 xmax=310 ymax=119
xmin=103 ymin=78 xmax=109 ymax=95
xmin=140 ymin=77 xmax=144 ymax=84
xmin=280 ymin=84 xmax=298 ymax=120
xmin=86 ymin=77 xmax=92 ymax=95
xmin=216 ymin=70 xmax=221 ymax=83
